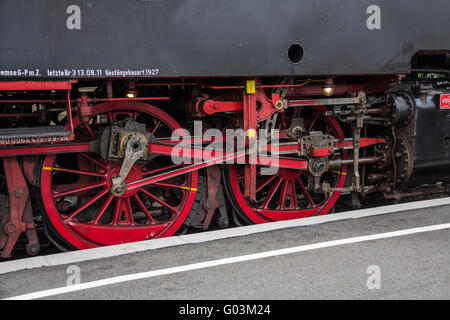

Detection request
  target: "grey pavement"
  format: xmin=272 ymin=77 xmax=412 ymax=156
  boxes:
xmin=0 ymin=204 xmax=449 ymax=300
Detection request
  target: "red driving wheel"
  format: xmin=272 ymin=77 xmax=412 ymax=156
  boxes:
xmin=40 ymin=101 xmax=198 ymax=249
xmin=225 ymin=105 xmax=347 ymax=224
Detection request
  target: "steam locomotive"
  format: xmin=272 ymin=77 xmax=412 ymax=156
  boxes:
xmin=1 ymin=0 xmax=450 ymax=257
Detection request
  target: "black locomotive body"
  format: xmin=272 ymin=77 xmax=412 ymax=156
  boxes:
xmin=1 ymin=0 xmax=450 ymax=78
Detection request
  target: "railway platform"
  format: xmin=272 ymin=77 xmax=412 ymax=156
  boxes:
xmin=1 ymin=198 xmax=449 ymax=300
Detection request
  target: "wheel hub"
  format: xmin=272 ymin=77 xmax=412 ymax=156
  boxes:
xmin=107 ymin=164 xmax=143 ymax=197
xmin=277 ymin=168 xmax=302 ymax=180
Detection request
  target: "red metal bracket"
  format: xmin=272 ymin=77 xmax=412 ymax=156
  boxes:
xmin=66 ymin=89 xmax=75 ymax=140
xmin=0 ymin=143 xmax=91 ymax=157
xmin=0 ymin=158 xmax=39 ymax=258
xmin=203 ymin=166 xmax=222 ymax=230
xmin=243 ymin=81 xmax=257 ymax=201
xmin=200 ymin=86 xmax=276 ymax=122
xmin=0 ymin=81 xmax=76 ymax=91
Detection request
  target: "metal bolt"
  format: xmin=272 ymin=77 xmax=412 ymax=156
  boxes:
xmin=5 ymin=224 xmax=16 ymax=234
xmin=111 ymin=185 xmax=126 ymax=197
xmin=27 ymin=244 xmax=39 ymax=255
xmin=14 ymin=189 xmax=24 ymax=198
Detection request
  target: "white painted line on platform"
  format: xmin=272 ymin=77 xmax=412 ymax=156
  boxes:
xmin=1 ymin=196 xmax=450 ymax=275
xmin=4 ymin=222 xmax=450 ymax=300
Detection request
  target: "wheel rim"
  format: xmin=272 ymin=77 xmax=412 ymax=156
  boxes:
xmin=40 ymin=101 xmax=198 ymax=249
xmin=226 ymin=106 xmax=347 ymax=224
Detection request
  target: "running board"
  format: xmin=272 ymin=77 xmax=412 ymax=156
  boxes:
xmin=0 ymin=126 xmax=71 ymax=145
xmin=0 ymin=81 xmax=75 ymax=146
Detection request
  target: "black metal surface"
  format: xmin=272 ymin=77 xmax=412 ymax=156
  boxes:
xmin=0 ymin=126 xmax=70 ymax=139
xmin=1 ymin=0 xmax=450 ymax=79
xmin=396 ymin=91 xmax=450 ymax=187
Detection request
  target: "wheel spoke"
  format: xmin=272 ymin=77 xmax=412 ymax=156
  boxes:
xmin=151 ymin=181 xmax=190 ymax=192
xmin=280 ymin=112 xmax=288 ymax=128
xmin=108 ymin=112 xmax=114 ymax=124
xmin=46 ymin=166 xmax=106 ymax=178
xmin=307 ymin=112 xmax=319 ymax=131
xmin=112 ymin=198 xmax=123 ymax=225
xmin=82 ymin=122 xmax=96 ymax=139
xmin=92 ymin=194 xmax=114 ymax=224
xmin=289 ymin=180 xmax=299 ymax=209
xmin=278 ymin=180 xmax=289 ymax=210
xmin=53 ymin=181 xmax=107 ymax=199
xmin=296 ymin=177 xmax=315 ymax=207
xmin=140 ymin=188 xmax=180 ymax=215
xmin=122 ymin=198 xmax=135 ymax=225
xmin=261 ymin=176 xmax=282 ymax=209
xmin=152 ymin=120 xmax=162 ymax=134
xmin=133 ymin=194 xmax=156 ymax=224
xmin=64 ymin=188 xmax=109 ymax=221
xmin=256 ymin=174 xmax=278 ymax=193
xmin=79 ymin=153 xmax=108 ymax=170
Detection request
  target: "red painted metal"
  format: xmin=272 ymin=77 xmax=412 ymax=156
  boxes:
xmin=136 ymin=80 xmax=318 ymax=90
xmin=243 ymin=86 xmax=258 ymax=201
xmin=0 ymin=134 xmax=383 ymax=164
xmin=78 ymin=94 xmax=92 ymax=123
xmin=93 ymin=97 xmax=170 ymax=102
xmin=22 ymin=157 xmax=40 ymax=186
xmin=440 ymin=94 xmax=450 ymax=109
xmin=152 ymin=142 xmax=308 ymax=165
xmin=0 ymin=97 xmax=169 ymax=104
xmin=128 ymin=149 xmax=308 ymax=192
xmin=309 ymin=148 xmax=333 ymax=157
xmin=0 ymin=79 xmax=394 ymax=256
xmin=226 ymin=105 xmax=348 ymax=224
xmin=335 ymin=137 xmax=386 ymax=149
xmin=198 ymin=84 xmax=388 ymax=121
xmin=149 ymin=143 xmax=308 ymax=167
xmin=127 ymin=151 xmax=245 ymax=191
xmin=0 ymin=81 xmax=75 ymax=91
xmin=202 ymin=100 xmax=243 ymax=114
xmin=66 ymin=89 xmax=75 ymax=140
xmin=162 ymin=131 xmax=289 ymax=146
xmin=0 ymin=144 xmax=91 ymax=157
xmin=0 ymin=158 xmax=39 ymax=257
xmin=0 ymin=99 xmax=69 ymax=104
xmin=197 ymin=86 xmax=276 ymax=122
xmin=40 ymin=101 xmax=198 ymax=249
